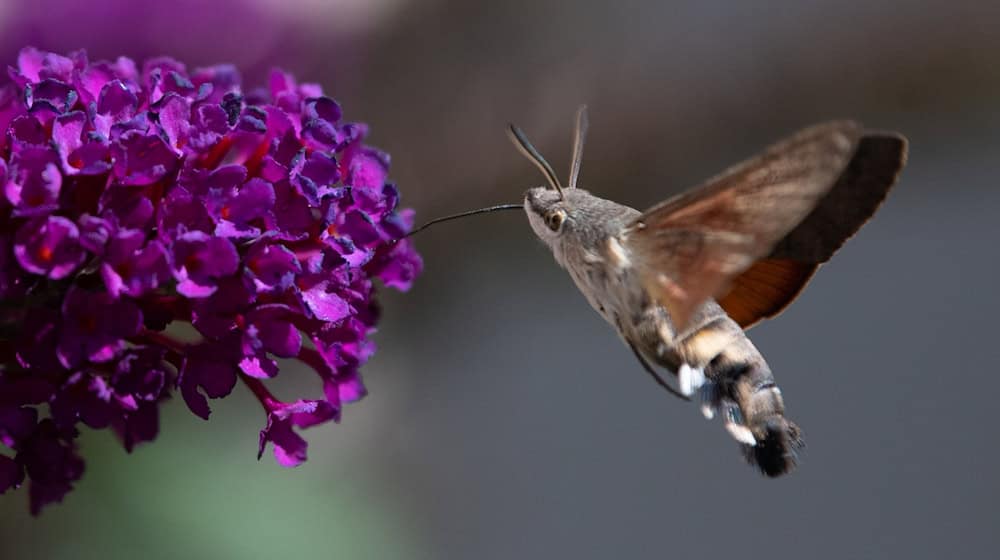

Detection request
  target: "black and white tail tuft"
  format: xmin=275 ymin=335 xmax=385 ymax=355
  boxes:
xmin=743 ymin=416 xmax=804 ymax=477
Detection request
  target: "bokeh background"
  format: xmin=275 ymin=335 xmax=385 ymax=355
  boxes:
xmin=2 ymin=0 xmax=999 ymax=558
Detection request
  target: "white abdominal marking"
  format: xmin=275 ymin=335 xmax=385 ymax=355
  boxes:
xmin=678 ymin=363 xmax=705 ymax=397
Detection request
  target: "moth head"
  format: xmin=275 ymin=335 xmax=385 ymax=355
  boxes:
xmin=524 ymin=186 xmax=569 ymax=241
xmin=508 ymin=106 xmax=589 ymax=246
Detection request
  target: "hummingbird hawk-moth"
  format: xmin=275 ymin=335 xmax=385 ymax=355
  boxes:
xmin=505 ymin=107 xmax=907 ymax=476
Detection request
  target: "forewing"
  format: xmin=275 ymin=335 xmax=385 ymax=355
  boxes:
xmin=722 ymin=132 xmax=908 ymax=328
xmin=770 ymin=132 xmax=908 ymax=263
xmin=624 ymin=121 xmax=862 ymax=332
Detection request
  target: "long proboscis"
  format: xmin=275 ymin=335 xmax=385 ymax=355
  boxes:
xmin=402 ymin=203 xmax=524 ymax=239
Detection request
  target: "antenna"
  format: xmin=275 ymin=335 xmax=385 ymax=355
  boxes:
xmin=506 ymin=124 xmax=565 ymax=200
xmin=568 ymin=105 xmax=589 ymax=190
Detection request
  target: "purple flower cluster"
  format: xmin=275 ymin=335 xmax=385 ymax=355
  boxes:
xmin=0 ymin=48 xmax=421 ymax=514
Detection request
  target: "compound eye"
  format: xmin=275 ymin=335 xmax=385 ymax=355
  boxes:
xmin=545 ymin=209 xmax=566 ymax=232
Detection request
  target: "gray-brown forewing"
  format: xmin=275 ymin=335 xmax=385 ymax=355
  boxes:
xmin=719 ymin=132 xmax=908 ymax=328
xmin=768 ymin=132 xmax=908 ymax=263
xmin=623 ymin=121 xmax=863 ymax=332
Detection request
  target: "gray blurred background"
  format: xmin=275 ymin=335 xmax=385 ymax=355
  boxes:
xmin=1 ymin=0 xmax=999 ymax=558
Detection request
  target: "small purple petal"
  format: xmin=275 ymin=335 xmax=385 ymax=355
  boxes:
xmin=258 ymin=399 xmax=337 ymax=467
xmin=227 ymin=178 xmax=275 ymax=222
xmin=17 ymin=47 xmax=74 ymax=83
xmin=190 ymin=275 xmax=253 ymax=338
xmin=4 ymin=146 xmax=62 ymax=216
xmin=266 ymin=182 xmax=313 ymax=240
xmin=77 ymin=214 xmax=114 ymax=254
xmin=179 ymin=339 xmax=240 ymax=420
xmin=293 ymin=152 xmax=340 ymax=204
xmin=210 ymin=177 xmax=274 ymax=238
xmin=111 ymin=347 xmax=168 ymax=402
xmin=142 ymin=57 xmax=188 ymax=103
xmin=15 ymin=47 xmax=47 ymax=82
xmin=172 ymin=231 xmax=239 ymax=298
xmin=188 ymin=103 xmax=229 ymax=151
xmin=100 ymin=231 xmax=171 ymax=297
xmin=97 ymin=80 xmax=138 ymax=121
xmin=246 ymin=243 xmax=300 ymax=293
xmin=156 ymin=187 xmax=213 ymax=235
xmin=20 ymin=419 xmax=85 ymax=516
xmin=99 ymin=184 xmax=155 ymax=230
xmin=331 ymin=370 xmax=368 ymax=404
xmin=56 ymin=287 xmax=143 ymax=369
xmin=299 ymin=279 xmax=352 ymax=322
xmin=343 ymin=145 xmax=389 ymax=191
xmin=14 ymin=216 xmax=85 ymax=279
xmin=8 ymin=114 xmax=48 ymax=147
xmin=246 ymin=304 xmax=302 ymax=358
xmin=239 ymin=352 xmax=279 ymax=379
xmin=50 ymin=372 xmax=116 ymax=430
xmin=303 ymin=96 xmax=342 ymax=124
xmin=371 ymin=237 xmax=423 ymax=291
xmin=112 ymin=131 xmax=177 ymax=186
xmin=191 ymin=65 xmax=241 ymax=104
xmin=113 ymin=402 xmax=160 ymax=453
xmin=31 ymin=79 xmax=76 ymax=112
xmin=52 ymin=111 xmax=87 ymax=173
xmin=236 ymin=106 xmax=267 ymax=133
xmin=67 ymin=141 xmax=113 ymax=175
xmin=75 ymin=58 xmax=137 ymax=105
xmin=0 ymin=406 xmax=38 ymax=447
xmin=158 ymin=93 xmax=191 ymax=153
xmin=259 ymin=417 xmax=307 ymax=467
xmin=340 ymin=210 xmax=381 ymax=248
xmin=326 ymin=236 xmax=373 ymax=268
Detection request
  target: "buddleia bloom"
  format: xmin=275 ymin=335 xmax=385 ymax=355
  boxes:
xmin=0 ymin=48 xmax=422 ymax=514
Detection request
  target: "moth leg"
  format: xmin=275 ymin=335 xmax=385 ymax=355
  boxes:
xmin=699 ymin=382 xmax=721 ymax=419
xmin=721 ymin=400 xmax=757 ymax=446
xmin=627 ymin=342 xmax=690 ymax=402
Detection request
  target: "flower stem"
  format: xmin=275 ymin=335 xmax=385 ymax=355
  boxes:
xmin=240 ymin=374 xmax=277 ymax=411
xmin=296 ymin=346 xmax=331 ymax=379
xmin=135 ymin=330 xmax=187 ymax=367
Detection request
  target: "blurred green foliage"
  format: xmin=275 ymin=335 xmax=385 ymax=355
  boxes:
xmin=0 ymin=387 xmax=423 ymax=559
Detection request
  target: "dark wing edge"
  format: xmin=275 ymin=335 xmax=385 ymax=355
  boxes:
xmin=623 ymin=121 xmax=864 ymax=332
xmin=770 ymin=132 xmax=909 ymax=263
xmin=722 ymin=131 xmax=908 ymax=328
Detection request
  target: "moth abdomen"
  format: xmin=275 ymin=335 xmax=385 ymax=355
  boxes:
xmin=707 ymin=341 xmax=804 ymax=476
